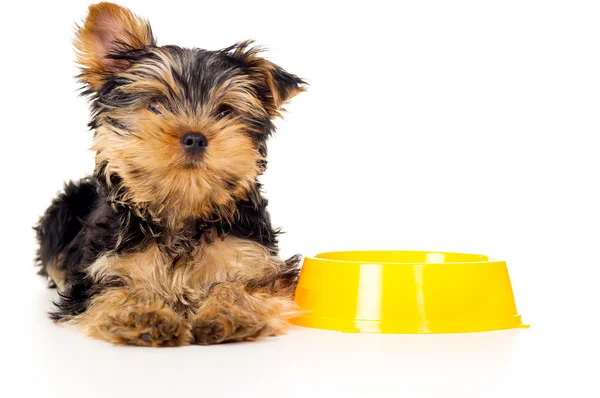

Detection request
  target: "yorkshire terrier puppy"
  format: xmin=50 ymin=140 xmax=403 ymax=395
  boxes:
xmin=34 ymin=2 xmax=305 ymax=346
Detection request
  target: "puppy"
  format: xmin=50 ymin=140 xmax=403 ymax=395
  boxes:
xmin=34 ymin=2 xmax=305 ymax=346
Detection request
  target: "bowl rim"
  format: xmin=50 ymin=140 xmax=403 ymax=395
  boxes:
xmin=306 ymin=250 xmax=503 ymax=265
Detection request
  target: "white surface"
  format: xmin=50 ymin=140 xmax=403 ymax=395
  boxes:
xmin=2 ymin=0 xmax=599 ymax=397
xmin=10 ymin=279 xmax=598 ymax=397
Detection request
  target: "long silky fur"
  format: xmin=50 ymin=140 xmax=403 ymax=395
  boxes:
xmin=34 ymin=2 xmax=306 ymax=345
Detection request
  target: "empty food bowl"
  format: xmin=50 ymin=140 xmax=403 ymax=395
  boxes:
xmin=291 ymin=251 xmax=528 ymax=334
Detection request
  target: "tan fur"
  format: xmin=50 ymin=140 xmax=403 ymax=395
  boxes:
xmin=72 ymin=231 xmax=300 ymax=345
xmin=77 ymin=6 xmax=299 ymax=224
xmin=75 ymin=2 xmax=154 ymax=91
xmin=192 ymin=282 xmax=299 ymax=345
xmin=231 ymin=42 xmax=306 ymax=118
xmin=91 ymin=54 xmax=265 ymax=223
xmin=72 ymin=287 xmax=192 ymax=347
xmin=93 ymin=115 xmax=261 ymax=223
xmin=61 ymin=3 xmax=304 ymax=347
xmin=189 ymin=231 xmax=279 ymax=283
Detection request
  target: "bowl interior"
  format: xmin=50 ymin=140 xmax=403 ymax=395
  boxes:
xmin=314 ymin=250 xmax=491 ymax=264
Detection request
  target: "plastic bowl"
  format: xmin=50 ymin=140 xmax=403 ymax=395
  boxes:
xmin=291 ymin=251 xmax=528 ymax=334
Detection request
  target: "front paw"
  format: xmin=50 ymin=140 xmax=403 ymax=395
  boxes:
xmin=191 ymin=311 xmax=266 ymax=345
xmin=100 ymin=308 xmax=191 ymax=347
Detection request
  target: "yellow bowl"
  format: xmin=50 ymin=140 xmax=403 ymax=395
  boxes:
xmin=291 ymin=251 xmax=528 ymax=334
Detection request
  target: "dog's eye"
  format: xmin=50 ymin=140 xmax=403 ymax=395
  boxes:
xmin=147 ymin=99 xmax=164 ymax=115
xmin=215 ymin=105 xmax=232 ymax=120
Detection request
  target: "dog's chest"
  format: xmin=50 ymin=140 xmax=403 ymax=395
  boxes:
xmin=89 ymin=230 xmax=275 ymax=290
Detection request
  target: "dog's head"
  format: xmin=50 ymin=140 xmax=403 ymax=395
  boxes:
xmin=76 ymin=2 xmax=304 ymax=222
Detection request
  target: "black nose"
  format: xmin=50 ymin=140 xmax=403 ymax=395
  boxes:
xmin=180 ymin=132 xmax=208 ymax=156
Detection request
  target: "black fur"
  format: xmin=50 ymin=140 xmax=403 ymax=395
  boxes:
xmin=35 ymin=171 xmax=285 ymax=319
xmin=36 ymin=17 xmax=304 ymax=326
xmin=87 ymin=43 xmax=305 ymax=155
xmin=34 ymin=178 xmax=98 ymax=279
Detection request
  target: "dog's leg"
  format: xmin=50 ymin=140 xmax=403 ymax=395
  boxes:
xmin=191 ymin=256 xmax=301 ymax=345
xmin=71 ymin=286 xmax=192 ymax=347
xmin=191 ymin=282 xmax=297 ymax=345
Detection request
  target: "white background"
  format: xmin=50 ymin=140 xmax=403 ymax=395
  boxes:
xmin=1 ymin=0 xmax=599 ymax=397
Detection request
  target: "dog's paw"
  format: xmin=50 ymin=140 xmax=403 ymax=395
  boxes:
xmin=191 ymin=316 xmax=228 ymax=345
xmin=99 ymin=308 xmax=191 ymax=347
xmin=191 ymin=311 xmax=267 ymax=345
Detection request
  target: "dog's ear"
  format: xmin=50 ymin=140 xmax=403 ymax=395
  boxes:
xmin=75 ymin=2 xmax=155 ymax=91
xmin=230 ymin=42 xmax=306 ymax=118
